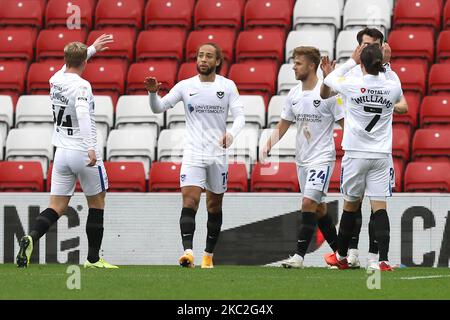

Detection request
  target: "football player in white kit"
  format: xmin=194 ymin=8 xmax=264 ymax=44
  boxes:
xmin=322 ymin=44 xmax=403 ymax=271
xmin=16 ymin=34 xmax=118 ymax=269
xmin=145 ymin=43 xmax=245 ymax=268
xmin=321 ymin=28 xmax=408 ymax=269
xmin=261 ymin=47 xmax=344 ymax=268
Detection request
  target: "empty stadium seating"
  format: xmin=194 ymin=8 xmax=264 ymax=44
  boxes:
xmin=404 ymin=162 xmax=450 ymax=192
xmin=83 ymin=62 xmax=125 ymax=105
xmin=412 ymin=128 xmax=450 ymax=162
xmin=244 ymin=0 xmax=292 ymax=31
xmin=136 ymin=29 xmax=186 ymax=63
xmin=437 ymin=30 xmax=450 ymax=63
xmin=228 ymin=127 xmax=259 ymax=174
xmin=293 ymin=0 xmax=341 ymax=38
xmin=27 ymin=61 xmax=61 ymax=95
xmin=95 ymin=0 xmax=144 ymax=30
xmin=0 ymin=0 xmax=44 ymax=30
xmin=236 ymin=29 xmax=285 ymax=66
xmin=344 ymin=0 xmax=391 ymax=33
xmin=145 ymin=0 xmax=194 ymax=30
xmin=0 ymin=28 xmax=36 ymax=63
xmin=286 ymin=30 xmax=334 ymax=62
xmin=104 ymin=161 xmax=147 ymax=192
xmin=428 ymin=64 xmax=450 ymax=95
xmin=15 ymin=95 xmax=53 ymax=129
xmin=194 ymin=0 xmax=242 ymax=30
xmin=251 ymin=162 xmax=299 ymax=192
xmin=0 ymin=95 xmax=13 ymax=144
xmin=267 ymin=95 xmax=285 ymax=127
xmin=227 ymin=162 xmax=249 ymax=192
xmin=93 ymin=95 xmax=114 ymax=146
xmin=149 ymin=161 xmax=181 ymax=192
xmin=393 ymin=0 xmax=442 ymax=33
xmin=420 ymin=96 xmax=450 ymax=128
xmin=0 ymin=161 xmax=44 ymax=192
xmin=258 ymin=127 xmax=296 ymax=162
xmin=445 ymin=0 xmax=450 ymax=29
xmin=227 ymin=95 xmax=265 ymax=129
xmin=45 ymin=0 xmax=95 ymax=30
xmin=0 ymin=61 xmax=28 ymax=108
xmin=329 ymin=158 xmax=342 ymax=192
xmin=36 ymin=29 xmax=87 ymax=61
xmin=157 ymin=128 xmax=185 ymax=162
xmin=166 ymin=101 xmax=186 ymax=129
xmin=391 ymin=62 xmax=426 ymax=97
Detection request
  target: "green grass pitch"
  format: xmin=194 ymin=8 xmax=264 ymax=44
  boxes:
xmin=1 ymin=264 xmax=450 ymax=300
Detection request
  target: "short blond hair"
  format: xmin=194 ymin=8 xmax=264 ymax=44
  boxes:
xmin=64 ymin=42 xmax=87 ymax=68
xmin=292 ymin=46 xmax=321 ymax=71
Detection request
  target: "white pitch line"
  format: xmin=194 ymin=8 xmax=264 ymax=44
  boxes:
xmin=400 ymin=275 xmax=450 ymax=280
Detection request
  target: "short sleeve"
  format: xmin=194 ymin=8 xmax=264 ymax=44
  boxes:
xmin=280 ymin=91 xmax=295 ymax=122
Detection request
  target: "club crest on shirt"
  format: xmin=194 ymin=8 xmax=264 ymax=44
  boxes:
xmin=216 ymin=91 xmax=224 ymax=99
xmin=188 ymin=104 xmax=195 ymax=113
xmin=313 ymin=100 xmax=321 ymax=108
xmin=361 ymin=88 xmax=367 ymax=93
xmin=180 ymin=174 xmax=186 ymax=182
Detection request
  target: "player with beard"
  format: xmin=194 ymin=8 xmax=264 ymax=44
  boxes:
xmin=145 ymin=43 xmax=245 ymax=268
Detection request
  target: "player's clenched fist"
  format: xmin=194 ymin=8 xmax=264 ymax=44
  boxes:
xmin=144 ymin=77 xmax=162 ymax=93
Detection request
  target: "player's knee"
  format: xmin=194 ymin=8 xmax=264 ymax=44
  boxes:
xmin=302 ymin=197 xmax=318 ymax=212
xmin=86 ymin=192 xmax=106 ymax=209
xmin=206 ymin=199 xmax=222 ymax=213
xmin=183 ymin=197 xmax=200 ymax=211
xmin=315 ymin=203 xmax=327 ymax=218
xmin=343 ymin=200 xmax=360 ymax=212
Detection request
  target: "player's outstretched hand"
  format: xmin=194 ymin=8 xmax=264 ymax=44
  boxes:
xmin=87 ymin=150 xmax=97 ymax=167
xmin=320 ymin=56 xmax=336 ymax=78
xmin=220 ymin=132 xmax=234 ymax=149
xmin=382 ymin=42 xmax=392 ymax=64
xmin=144 ymin=77 xmax=162 ymax=93
xmin=351 ymin=44 xmax=366 ymax=65
xmin=92 ymin=34 xmax=114 ymax=52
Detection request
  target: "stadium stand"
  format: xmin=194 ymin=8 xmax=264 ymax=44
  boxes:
xmin=227 ymin=162 xmax=249 ymax=192
xmin=244 ymin=0 xmax=293 ymax=31
xmin=45 ymin=0 xmax=95 ymax=30
xmin=420 ymin=96 xmax=450 ymax=128
xmin=0 ymin=161 xmax=44 ymax=192
xmin=0 ymin=0 xmax=44 ymax=30
xmin=0 ymin=95 xmax=13 ymax=144
xmin=251 ymin=162 xmax=299 ymax=192
xmin=149 ymin=161 xmax=181 ymax=192
xmin=145 ymin=0 xmax=194 ymax=30
xmin=104 ymin=161 xmax=147 ymax=192
xmin=404 ymin=162 xmax=450 ymax=192
xmin=36 ymin=29 xmax=87 ymax=61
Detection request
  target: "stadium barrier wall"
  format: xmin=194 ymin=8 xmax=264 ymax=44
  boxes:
xmin=1 ymin=193 xmax=449 ymax=267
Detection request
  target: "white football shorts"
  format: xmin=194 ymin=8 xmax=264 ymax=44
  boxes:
xmin=180 ymin=156 xmax=228 ymax=194
xmin=340 ymin=155 xmax=392 ymax=202
xmin=51 ymin=148 xmax=108 ymax=196
xmin=297 ymin=162 xmax=334 ymax=204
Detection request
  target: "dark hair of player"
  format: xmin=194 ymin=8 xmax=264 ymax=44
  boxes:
xmin=356 ymin=27 xmax=384 ymax=45
xmin=361 ymin=44 xmax=386 ymax=75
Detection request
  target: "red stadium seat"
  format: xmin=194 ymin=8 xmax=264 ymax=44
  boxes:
xmin=236 ymin=29 xmax=286 ymax=66
xmin=437 ymin=30 xmax=450 ymax=63
xmin=136 ymin=29 xmax=186 ymax=62
xmin=149 ymin=162 xmax=181 ymax=192
xmin=0 ymin=161 xmax=44 ymax=192
xmin=83 ymin=62 xmax=126 ymax=106
xmin=393 ymin=0 xmax=442 ymax=33
xmin=145 ymin=0 xmax=194 ymax=30
xmin=0 ymin=28 xmax=36 ymax=63
xmin=0 ymin=61 xmax=27 ymax=107
xmin=244 ymin=0 xmax=293 ymax=31
xmin=95 ymin=0 xmax=144 ymax=30
xmin=393 ymin=92 xmax=420 ymax=130
xmin=428 ymin=64 xmax=450 ymax=95
xmin=27 ymin=61 xmax=62 ymax=94
xmin=250 ymin=162 xmax=299 ymax=192
xmin=177 ymin=61 xmax=230 ymax=82
xmin=420 ymin=96 xmax=450 ymax=128
xmin=445 ymin=0 xmax=450 ymax=29
xmin=333 ymin=129 xmax=344 ymax=159
xmin=228 ymin=62 xmax=277 ymax=107
xmin=393 ymin=157 xmax=404 ymax=192
xmin=0 ymin=0 xmax=43 ymax=29
xmin=227 ymin=162 xmax=248 ymax=192
xmin=388 ymin=29 xmax=435 ymax=69
xmin=194 ymin=0 xmax=242 ymax=30
xmin=329 ymin=158 xmax=342 ymax=192
xmin=104 ymin=161 xmax=146 ymax=192
xmin=412 ymin=128 xmax=450 ymax=162
xmin=127 ymin=61 xmax=178 ymax=96
xmin=87 ymin=29 xmax=135 ymax=64
xmin=404 ymin=161 xmax=450 ymax=192
xmin=392 ymin=125 xmax=411 ymax=162
xmin=46 ymin=0 xmax=94 ymax=30
xmin=36 ymin=29 xmax=87 ymax=61
xmin=185 ymin=29 xmax=236 ymax=64
xmin=391 ymin=62 xmax=426 ymax=97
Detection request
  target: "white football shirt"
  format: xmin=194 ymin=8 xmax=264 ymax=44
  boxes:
xmin=281 ymin=80 xmax=344 ymax=167
xmin=158 ymin=75 xmax=244 ymax=161
xmin=49 ymin=46 xmax=98 ymax=155
xmin=324 ymin=59 xmax=403 ymax=158
xmin=49 ymin=70 xmax=98 ymax=154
